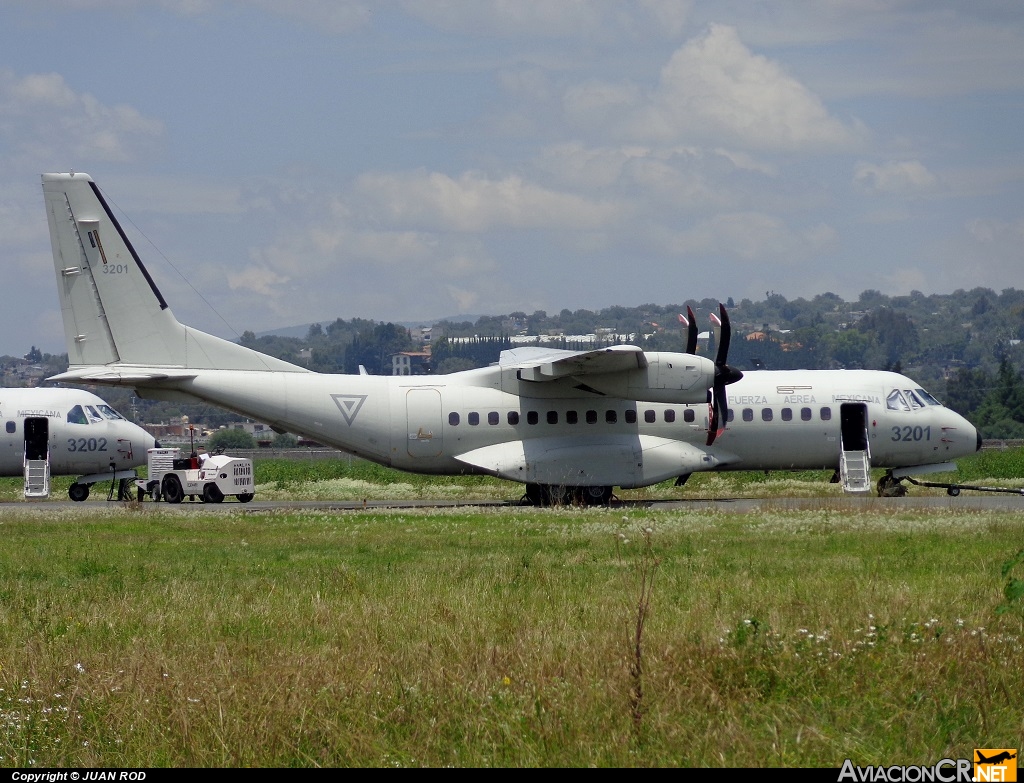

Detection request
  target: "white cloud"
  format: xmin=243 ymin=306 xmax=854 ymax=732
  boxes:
xmin=854 ymin=160 xmax=938 ymax=195
xmin=402 ymin=0 xmax=692 ymax=40
xmin=664 ymin=211 xmax=836 ymax=261
xmin=568 ymin=24 xmax=862 ymax=152
xmin=0 ymin=68 xmax=163 ymax=165
xmin=227 ymin=265 xmax=290 ymax=297
xmin=353 ymin=169 xmax=622 ymax=231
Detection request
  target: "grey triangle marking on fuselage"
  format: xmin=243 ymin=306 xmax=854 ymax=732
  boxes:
xmin=331 ymin=394 xmax=368 ymax=425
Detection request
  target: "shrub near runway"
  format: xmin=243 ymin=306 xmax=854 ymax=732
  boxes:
xmin=0 ymin=503 xmax=1021 ymax=766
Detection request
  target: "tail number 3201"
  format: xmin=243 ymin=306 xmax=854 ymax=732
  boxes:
xmin=891 ymin=426 xmax=930 ymax=442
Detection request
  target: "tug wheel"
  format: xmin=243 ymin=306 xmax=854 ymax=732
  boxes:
xmin=162 ymin=475 xmax=184 ymax=504
xmin=202 ymin=483 xmax=224 ymax=504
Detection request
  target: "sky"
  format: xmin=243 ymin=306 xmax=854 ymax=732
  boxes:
xmin=3 ymin=0 xmax=1024 ymax=357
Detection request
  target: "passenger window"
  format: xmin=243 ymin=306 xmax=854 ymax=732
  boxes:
xmin=547 ymin=411 xmax=558 ymax=425
xmin=586 ymin=410 xmax=597 ymax=424
xmin=625 ymin=410 xmax=637 ymax=424
xmin=762 ymin=408 xmax=773 ymax=422
xmin=5 ymin=421 xmax=14 ymax=434
xmin=781 ymin=408 xmax=792 ymax=421
xmin=605 ymin=410 xmax=617 ymax=423
xmin=727 ymin=409 xmax=734 ymax=422
xmin=664 ymin=409 xmax=676 ymax=423
xmin=742 ymin=408 xmax=753 ymax=422
xmin=448 ymin=412 xmax=460 ymax=426
xmin=566 ymin=410 xmax=578 ymax=424
xmin=507 ymin=411 xmax=520 ymax=425
xmin=801 ymin=407 xmax=812 ymax=421
xmin=644 ymin=410 xmax=656 ymax=424
xmin=683 ymin=409 xmax=695 ymax=423
xmin=527 ymin=411 xmax=539 ymax=425
xmin=468 ymin=412 xmax=480 ymax=426
xmin=488 ymin=412 xmax=499 ymax=425
xmin=820 ymin=407 xmax=832 ymax=421
xmin=887 ymin=389 xmax=909 ymax=411
xmin=67 ymin=405 xmax=88 ymax=425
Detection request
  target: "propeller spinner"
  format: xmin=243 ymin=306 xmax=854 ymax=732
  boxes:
xmin=706 ymin=303 xmax=743 ymax=446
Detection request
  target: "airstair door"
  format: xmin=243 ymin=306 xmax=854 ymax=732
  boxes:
xmin=23 ymin=417 xmax=51 ymax=498
xmin=839 ymin=403 xmax=871 ymax=494
xmin=406 ymin=388 xmax=443 ymax=458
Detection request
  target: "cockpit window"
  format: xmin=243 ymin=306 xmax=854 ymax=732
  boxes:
xmin=886 ymin=389 xmax=910 ymax=411
xmin=915 ymin=388 xmax=941 ymax=406
xmin=903 ymin=389 xmax=925 ymax=409
xmin=84 ymin=405 xmax=103 ymax=423
xmin=67 ymin=405 xmax=88 ymax=425
xmin=96 ymin=404 xmax=125 ymax=420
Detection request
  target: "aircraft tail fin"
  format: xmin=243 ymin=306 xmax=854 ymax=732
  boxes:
xmin=41 ymin=172 xmax=307 ymax=373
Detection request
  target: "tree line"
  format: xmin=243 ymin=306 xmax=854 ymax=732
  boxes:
xmin=4 ymin=286 xmax=1024 ymax=437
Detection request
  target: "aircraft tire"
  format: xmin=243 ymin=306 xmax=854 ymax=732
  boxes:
xmin=236 ymin=492 xmax=254 ymax=503
xmin=524 ymin=484 xmax=545 ymax=506
xmin=68 ymin=483 xmax=90 ymax=502
xmin=202 ymin=483 xmax=224 ymax=504
xmin=581 ymin=485 xmax=613 ymax=505
xmin=162 ymin=475 xmax=185 ymax=504
xmin=544 ymin=484 xmax=572 ymax=506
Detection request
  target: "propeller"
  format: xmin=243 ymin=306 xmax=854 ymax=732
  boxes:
xmin=706 ymin=303 xmax=744 ymax=446
xmin=678 ymin=306 xmax=698 ymax=355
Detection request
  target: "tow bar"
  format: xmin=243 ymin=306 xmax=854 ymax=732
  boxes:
xmin=904 ymin=475 xmax=1024 ymax=497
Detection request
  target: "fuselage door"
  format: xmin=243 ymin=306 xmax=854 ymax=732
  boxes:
xmin=24 ymin=417 xmax=49 ymax=461
xmin=839 ymin=403 xmax=869 ymax=453
xmin=406 ymin=388 xmax=443 ymax=458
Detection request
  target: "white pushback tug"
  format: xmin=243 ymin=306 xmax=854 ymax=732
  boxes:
xmin=135 ymin=429 xmax=254 ymax=504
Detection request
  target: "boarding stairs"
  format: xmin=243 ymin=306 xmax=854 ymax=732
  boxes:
xmin=24 ymin=456 xmax=51 ymax=499
xmin=839 ymin=449 xmax=872 ymax=494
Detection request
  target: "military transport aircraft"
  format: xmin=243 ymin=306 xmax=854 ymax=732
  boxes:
xmin=0 ymin=386 xmax=156 ymax=500
xmin=40 ymin=172 xmax=980 ymax=504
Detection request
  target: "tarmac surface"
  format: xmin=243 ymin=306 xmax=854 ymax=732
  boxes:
xmin=9 ymin=492 xmax=1024 ymax=513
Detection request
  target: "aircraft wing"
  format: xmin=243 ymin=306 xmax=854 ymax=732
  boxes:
xmin=498 ymin=344 xmax=648 ymax=382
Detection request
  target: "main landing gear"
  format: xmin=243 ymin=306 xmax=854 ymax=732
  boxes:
xmin=521 ymin=483 xmax=615 ymax=507
xmin=876 ymin=471 xmax=908 ymax=497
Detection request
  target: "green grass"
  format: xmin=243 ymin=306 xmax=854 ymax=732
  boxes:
xmin=0 ymin=502 xmax=1022 ymax=767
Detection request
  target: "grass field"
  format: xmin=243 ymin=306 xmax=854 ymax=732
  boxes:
xmin=0 ymin=451 xmax=1022 ymax=766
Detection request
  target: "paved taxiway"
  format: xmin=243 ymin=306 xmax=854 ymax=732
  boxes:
xmin=7 ymin=494 xmax=1024 ymax=513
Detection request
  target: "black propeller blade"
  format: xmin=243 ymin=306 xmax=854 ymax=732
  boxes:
xmin=707 ymin=303 xmax=744 ymax=446
xmin=679 ymin=305 xmax=698 ymax=354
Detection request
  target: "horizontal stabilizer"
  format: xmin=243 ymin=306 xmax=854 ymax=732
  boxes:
xmin=48 ymin=367 xmax=199 ymax=385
